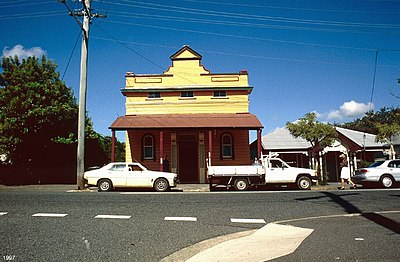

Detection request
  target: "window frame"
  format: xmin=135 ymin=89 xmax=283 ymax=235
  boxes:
xmin=142 ymin=134 xmax=155 ymax=160
xmin=221 ymin=133 xmax=234 ymax=160
xmin=213 ymin=91 xmax=227 ymax=98
xmin=147 ymin=92 xmax=161 ymax=99
xmin=388 ymin=160 xmax=400 ymax=168
xmin=180 ymin=91 xmax=194 ymax=98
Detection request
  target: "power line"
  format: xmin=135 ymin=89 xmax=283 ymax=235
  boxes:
xmin=370 ymin=50 xmax=379 ymax=110
xmin=106 ymin=11 xmax=400 ymax=35
xmin=111 ymin=0 xmax=400 ymax=30
xmin=93 ymin=25 xmax=202 ymax=86
xmin=94 ymin=25 xmax=166 ymax=71
xmin=369 ymin=49 xmax=400 ymax=110
xmin=181 ymin=0 xmax=400 ymax=15
xmin=0 ymin=11 xmax=64 ymax=20
xmin=61 ymin=31 xmax=81 ymax=81
xmin=104 ymin=19 xmax=377 ymax=52
xmin=0 ymin=1 xmax=55 ymax=8
xmin=91 ymin=35 xmax=400 ymax=68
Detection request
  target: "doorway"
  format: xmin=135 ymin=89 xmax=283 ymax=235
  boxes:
xmin=178 ymin=135 xmax=198 ymax=183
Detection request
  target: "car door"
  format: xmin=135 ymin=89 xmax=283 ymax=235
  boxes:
xmin=266 ymin=159 xmax=292 ymax=183
xmin=387 ymin=160 xmax=400 ymax=182
xmin=107 ymin=164 xmax=127 ymax=187
xmin=125 ymin=164 xmax=153 ymax=188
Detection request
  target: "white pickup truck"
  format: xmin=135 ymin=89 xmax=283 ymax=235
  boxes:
xmin=207 ymin=154 xmax=317 ymax=191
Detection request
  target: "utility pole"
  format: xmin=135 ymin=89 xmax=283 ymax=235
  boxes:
xmin=60 ymin=0 xmax=106 ymax=189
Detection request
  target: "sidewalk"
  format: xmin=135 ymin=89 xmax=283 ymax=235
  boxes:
xmin=0 ymin=183 xmax=343 ymax=192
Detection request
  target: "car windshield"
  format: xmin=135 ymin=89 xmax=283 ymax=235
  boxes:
xmin=368 ymin=161 xmax=385 ymax=168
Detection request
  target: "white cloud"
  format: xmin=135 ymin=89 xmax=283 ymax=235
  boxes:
xmin=327 ymin=110 xmax=342 ymax=120
xmin=2 ymin=45 xmax=46 ymax=59
xmin=326 ymin=100 xmax=374 ymax=121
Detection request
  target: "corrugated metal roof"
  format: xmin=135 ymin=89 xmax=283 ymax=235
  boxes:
xmin=262 ymin=127 xmax=311 ymax=150
xmin=110 ymin=113 xmax=263 ymax=130
xmin=335 ymin=127 xmax=385 ymax=148
xmin=261 ymin=126 xmax=385 ymax=150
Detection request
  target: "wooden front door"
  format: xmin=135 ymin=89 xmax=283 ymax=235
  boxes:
xmin=178 ymin=135 xmax=198 ymax=183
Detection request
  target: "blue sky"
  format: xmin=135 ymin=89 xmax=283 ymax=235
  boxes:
xmin=1 ymin=0 xmax=400 ymax=142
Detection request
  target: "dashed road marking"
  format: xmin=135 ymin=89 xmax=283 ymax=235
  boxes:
xmin=32 ymin=213 xmax=68 ymax=218
xmin=230 ymin=218 xmax=266 ymax=224
xmin=0 ymin=212 xmax=8 ymax=216
xmin=164 ymin=216 xmax=197 ymax=222
xmin=94 ymin=215 xmax=131 ymax=219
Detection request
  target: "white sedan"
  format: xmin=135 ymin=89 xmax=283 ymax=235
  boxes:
xmin=353 ymin=159 xmax=400 ymax=188
xmin=84 ymin=162 xmax=179 ymax=192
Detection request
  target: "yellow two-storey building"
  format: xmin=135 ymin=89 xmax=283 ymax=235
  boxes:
xmin=110 ymin=46 xmax=263 ymax=183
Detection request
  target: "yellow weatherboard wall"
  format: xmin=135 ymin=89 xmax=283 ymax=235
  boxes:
xmin=122 ymin=46 xmax=254 ymax=162
xmin=123 ymin=46 xmax=251 ymax=115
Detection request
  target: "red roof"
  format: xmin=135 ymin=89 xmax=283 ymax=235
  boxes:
xmin=110 ymin=113 xmax=263 ymax=130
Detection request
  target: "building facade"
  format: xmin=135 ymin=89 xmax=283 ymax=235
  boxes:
xmin=110 ymin=46 xmax=263 ymax=183
xmin=253 ymin=127 xmax=387 ymax=182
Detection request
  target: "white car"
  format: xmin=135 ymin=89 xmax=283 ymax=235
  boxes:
xmin=353 ymin=159 xmax=400 ymax=188
xmin=84 ymin=162 xmax=179 ymax=192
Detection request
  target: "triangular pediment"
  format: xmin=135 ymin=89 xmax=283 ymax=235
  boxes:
xmin=170 ymin=45 xmax=202 ymax=61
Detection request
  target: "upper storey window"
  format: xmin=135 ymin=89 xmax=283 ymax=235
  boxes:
xmin=213 ymin=91 xmax=227 ymax=97
xmin=148 ymin=92 xmax=161 ymax=99
xmin=181 ymin=91 xmax=194 ymax=98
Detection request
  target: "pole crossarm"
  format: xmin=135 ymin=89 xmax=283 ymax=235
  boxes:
xmin=61 ymin=0 xmax=106 ymax=29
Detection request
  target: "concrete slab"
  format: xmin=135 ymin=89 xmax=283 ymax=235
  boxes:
xmin=186 ymin=223 xmax=313 ymax=262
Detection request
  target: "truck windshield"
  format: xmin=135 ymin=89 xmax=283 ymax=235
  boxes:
xmin=270 ymin=160 xmax=287 ymax=168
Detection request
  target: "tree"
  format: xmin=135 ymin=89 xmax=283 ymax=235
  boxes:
xmin=340 ymin=107 xmax=400 ymax=135
xmin=286 ymin=112 xmax=337 ymax=184
xmin=375 ymin=123 xmax=400 ymax=159
xmin=0 ymin=55 xmax=123 ymax=184
xmin=0 ymin=56 xmax=79 ymax=183
xmin=339 ymin=107 xmax=400 ymax=160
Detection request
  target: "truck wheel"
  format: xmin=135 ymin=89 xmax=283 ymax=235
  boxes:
xmin=234 ymin=178 xmax=249 ymax=191
xmin=297 ymin=176 xmax=311 ymax=190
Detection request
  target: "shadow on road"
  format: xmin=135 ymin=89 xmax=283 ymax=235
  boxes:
xmin=296 ymin=192 xmax=400 ymax=235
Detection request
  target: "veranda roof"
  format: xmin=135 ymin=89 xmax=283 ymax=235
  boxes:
xmin=110 ymin=113 xmax=263 ymax=130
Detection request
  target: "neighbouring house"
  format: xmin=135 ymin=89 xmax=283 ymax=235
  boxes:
xmin=252 ymin=127 xmax=387 ymax=182
xmin=109 ymin=46 xmax=263 ymax=183
xmin=393 ymin=135 xmax=400 ymax=158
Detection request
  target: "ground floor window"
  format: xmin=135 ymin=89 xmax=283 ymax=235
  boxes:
xmin=143 ymin=135 xmax=155 ymax=160
xmin=221 ymin=133 xmax=233 ymax=159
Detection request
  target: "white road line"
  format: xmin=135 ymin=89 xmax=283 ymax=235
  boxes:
xmin=32 ymin=213 xmax=68 ymax=217
xmin=0 ymin=212 xmax=8 ymax=216
xmin=94 ymin=215 xmax=131 ymax=219
xmin=164 ymin=216 xmax=197 ymax=222
xmin=230 ymin=218 xmax=266 ymax=224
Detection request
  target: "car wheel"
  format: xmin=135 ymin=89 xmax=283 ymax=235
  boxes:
xmin=98 ymin=179 xmax=112 ymax=192
xmin=297 ymin=176 xmax=311 ymax=190
xmin=380 ymin=175 xmax=394 ymax=188
xmin=154 ymin=178 xmax=169 ymax=192
xmin=234 ymin=178 xmax=249 ymax=191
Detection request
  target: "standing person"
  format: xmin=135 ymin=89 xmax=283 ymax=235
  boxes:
xmin=163 ymin=155 xmax=170 ymax=172
xmin=339 ymin=153 xmax=356 ymax=190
